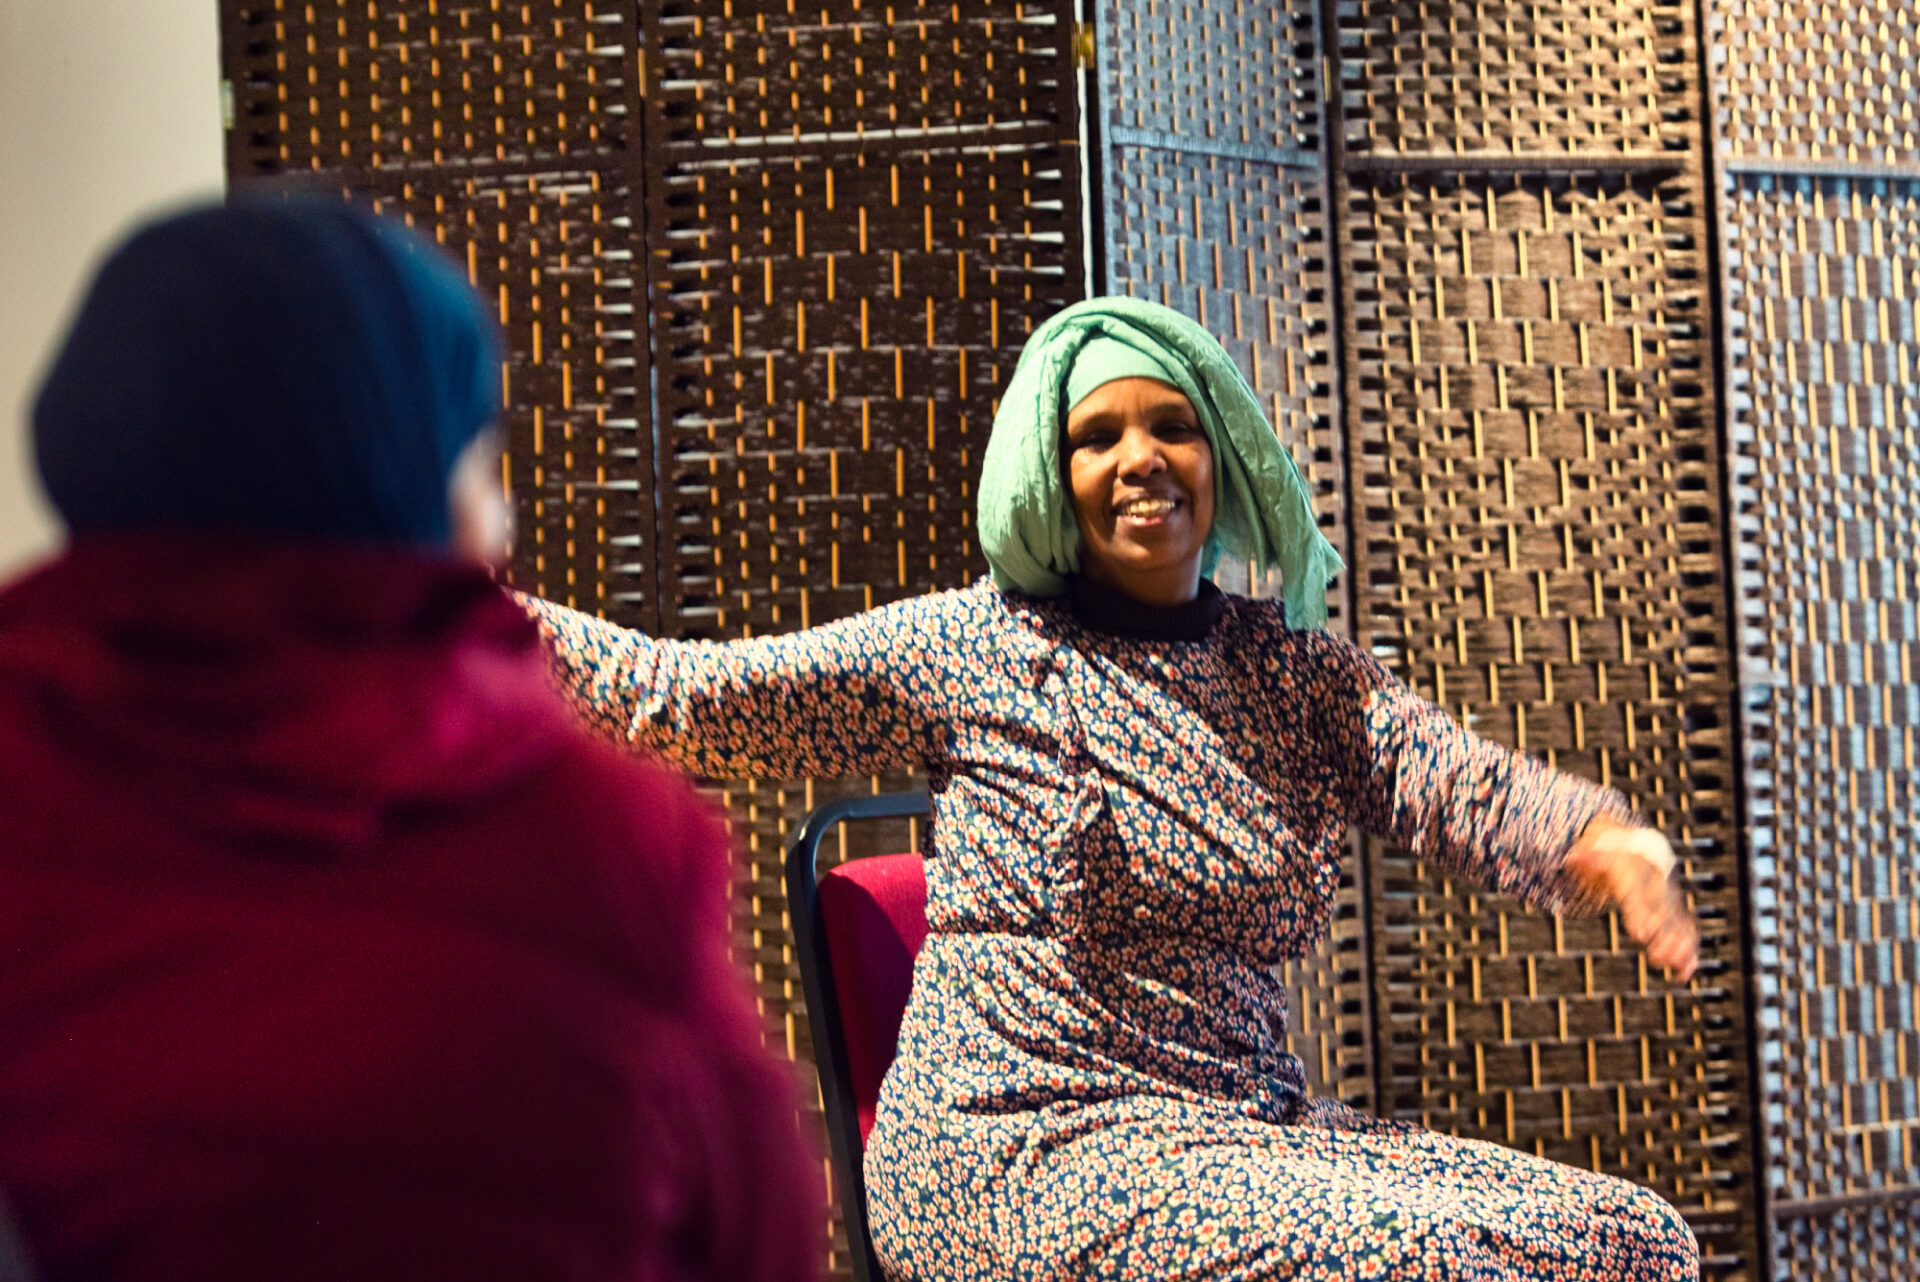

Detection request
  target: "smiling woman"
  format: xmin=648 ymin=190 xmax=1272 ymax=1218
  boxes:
xmin=976 ymin=297 xmax=1342 ymax=630
xmin=518 ymin=295 xmax=1703 ymax=1282
xmin=1063 ymin=372 xmax=1216 ymax=606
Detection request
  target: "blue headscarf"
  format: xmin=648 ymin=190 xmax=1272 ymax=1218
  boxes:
xmin=32 ymin=196 xmax=501 ymax=547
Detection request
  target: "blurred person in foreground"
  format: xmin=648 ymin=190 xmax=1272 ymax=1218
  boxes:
xmin=0 ymin=197 xmax=819 ymax=1282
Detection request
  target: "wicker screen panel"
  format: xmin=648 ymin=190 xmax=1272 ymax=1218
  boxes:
xmin=649 ymin=144 xmax=1079 ymax=638
xmin=367 ymin=171 xmax=654 ymax=616
xmin=1714 ymin=0 xmax=1920 ymax=167
xmin=649 ymin=145 xmax=1080 ymax=1260
xmin=1343 ymin=170 xmax=1757 ymax=1265
xmin=646 ymin=1 xmax=1081 ymax=639
xmin=1722 ymin=175 xmax=1920 ymax=1261
xmin=1776 ymin=1200 xmax=1920 ymax=1279
xmin=644 ymin=5 xmax=1084 ymax=1272
xmin=1102 ymin=150 xmax=1341 ymax=577
xmin=653 ymin=2 xmax=1065 ymax=140
xmin=222 ymin=1 xmax=655 ymax=624
xmin=1335 ymin=0 xmax=1689 ymax=159
xmin=1096 ymin=0 xmax=1320 ymax=154
xmin=1101 ymin=142 xmax=1374 ymax=1108
xmin=224 ymin=0 xmax=630 ymax=175
xmin=1090 ymin=0 xmax=1370 ymax=1112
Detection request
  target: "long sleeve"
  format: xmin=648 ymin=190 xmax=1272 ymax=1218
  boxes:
xmin=1311 ymin=632 xmax=1634 ymax=915
xmin=519 ymin=593 xmax=939 ymax=780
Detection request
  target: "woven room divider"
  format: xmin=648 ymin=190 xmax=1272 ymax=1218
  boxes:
xmin=1329 ymin=0 xmax=1761 ymax=1274
xmin=637 ymin=25 xmax=1081 ymax=1270
xmin=1087 ymin=0 xmax=1758 ymax=1275
xmin=217 ymin=2 xmax=1915 ymax=1278
xmin=1085 ymin=0 xmax=1379 ymax=1121
xmin=1710 ymin=1 xmax=1920 ymax=1275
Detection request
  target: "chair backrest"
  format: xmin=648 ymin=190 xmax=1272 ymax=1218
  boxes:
xmin=785 ymin=792 xmax=931 ymax=1282
xmin=817 ymin=852 xmax=929 ymax=1142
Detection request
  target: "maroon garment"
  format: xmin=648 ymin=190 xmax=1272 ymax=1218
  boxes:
xmin=0 ymin=536 xmax=820 ymax=1282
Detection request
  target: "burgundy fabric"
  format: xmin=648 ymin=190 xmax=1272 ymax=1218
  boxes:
xmin=0 ymin=535 xmax=821 ymax=1282
xmin=815 ymin=854 xmax=929 ymax=1142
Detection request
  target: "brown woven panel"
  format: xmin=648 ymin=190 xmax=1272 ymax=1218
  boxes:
xmin=362 ymin=171 xmax=657 ymax=618
xmin=1774 ymin=1197 xmax=1920 ymax=1281
xmin=223 ymin=2 xmax=655 ymax=623
xmin=1091 ymin=0 xmax=1333 ymax=551
xmin=653 ymin=1 xmax=1064 ymax=141
xmin=1713 ymin=0 xmax=1920 ymax=167
xmin=1102 ymin=151 xmax=1342 ymax=594
xmin=223 ymin=0 xmax=630 ymax=176
xmin=645 ymin=2 xmax=1081 ymax=639
xmin=651 ymin=135 xmax=1083 ymax=1267
xmin=1722 ymin=177 xmax=1920 ymax=1255
xmin=647 ymin=144 xmax=1079 ymax=638
xmin=641 ymin=0 xmax=1084 ymax=986
xmin=1101 ymin=143 xmax=1375 ymax=1107
xmin=1342 ymin=170 xmax=1757 ymax=1271
xmin=1090 ymin=0 xmax=1368 ymax=1112
xmin=1336 ymin=0 xmax=1689 ymax=158
xmin=1095 ymin=0 xmax=1321 ymax=153
xmin=644 ymin=5 xmax=1084 ymax=1273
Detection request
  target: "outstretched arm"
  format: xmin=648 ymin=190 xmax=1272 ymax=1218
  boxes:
xmin=1315 ymin=634 xmax=1697 ymax=979
xmin=520 ymin=593 xmax=938 ymax=781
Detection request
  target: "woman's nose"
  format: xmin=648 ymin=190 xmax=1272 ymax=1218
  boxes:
xmin=1115 ymin=426 xmax=1165 ymax=476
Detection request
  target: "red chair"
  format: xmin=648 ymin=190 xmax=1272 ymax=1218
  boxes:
xmin=785 ymin=792 xmax=931 ymax=1282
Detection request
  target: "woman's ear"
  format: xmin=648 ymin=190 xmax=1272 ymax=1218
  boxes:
xmin=447 ymin=429 xmax=512 ymax=566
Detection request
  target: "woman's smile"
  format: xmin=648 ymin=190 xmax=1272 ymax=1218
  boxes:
xmin=1113 ymin=494 xmax=1181 ymax=522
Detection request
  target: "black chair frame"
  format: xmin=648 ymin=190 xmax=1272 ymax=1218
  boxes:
xmin=784 ymin=790 xmax=931 ymax=1282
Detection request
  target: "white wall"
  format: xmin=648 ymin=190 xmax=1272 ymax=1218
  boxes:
xmin=0 ymin=0 xmax=225 ymax=577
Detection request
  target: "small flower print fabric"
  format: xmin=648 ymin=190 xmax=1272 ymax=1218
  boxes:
xmin=524 ymin=580 xmax=1700 ymax=1282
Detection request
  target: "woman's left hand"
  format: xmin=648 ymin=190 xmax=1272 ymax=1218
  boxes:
xmin=1563 ymin=818 xmax=1700 ymax=983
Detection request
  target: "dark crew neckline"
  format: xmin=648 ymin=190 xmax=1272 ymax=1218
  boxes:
xmin=1068 ymin=575 xmax=1225 ymax=642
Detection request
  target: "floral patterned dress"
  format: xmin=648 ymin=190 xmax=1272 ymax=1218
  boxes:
xmin=525 ymin=577 xmax=1700 ymax=1282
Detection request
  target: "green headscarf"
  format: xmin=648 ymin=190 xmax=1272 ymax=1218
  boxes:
xmin=977 ymin=296 xmax=1343 ymax=628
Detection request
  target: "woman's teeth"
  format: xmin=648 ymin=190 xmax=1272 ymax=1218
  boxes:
xmin=1117 ymin=497 xmax=1176 ymax=517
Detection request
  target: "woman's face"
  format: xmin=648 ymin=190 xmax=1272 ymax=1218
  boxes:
xmin=448 ymin=429 xmax=513 ymax=566
xmin=1062 ymin=376 xmax=1214 ymax=605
